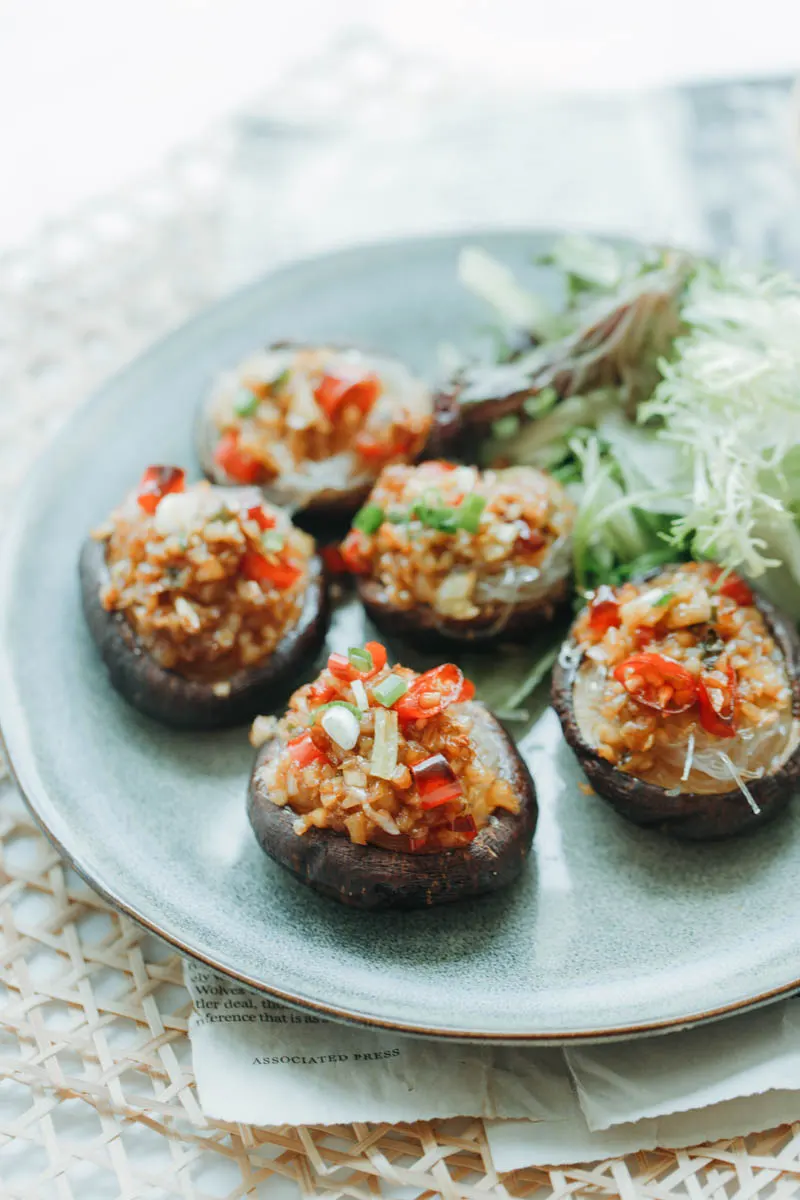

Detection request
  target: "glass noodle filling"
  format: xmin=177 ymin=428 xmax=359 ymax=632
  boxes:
xmin=572 ymin=563 xmax=797 ymax=797
xmin=254 ymin=645 xmax=519 ymax=851
xmin=209 ymin=346 xmax=432 ymax=490
xmin=339 ymin=461 xmax=575 ymax=622
xmin=96 ymin=467 xmax=313 ymax=679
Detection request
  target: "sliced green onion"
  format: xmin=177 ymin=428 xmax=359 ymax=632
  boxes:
xmin=523 ymin=386 xmax=558 ymax=418
xmin=430 ymin=508 xmax=460 ymax=533
xmin=271 ymin=368 xmax=290 ymax=391
xmin=457 ymin=494 xmax=487 ymax=534
xmin=261 ymin=531 xmax=285 ymax=553
xmin=348 ymin=646 xmax=374 ymax=673
xmin=353 ymin=503 xmax=384 ymax=535
xmin=370 ymin=708 xmax=399 ymax=780
xmin=372 ymin=673 xmax=408 ymax=708
xmin=411 ymin=496 xmax=460 ymax=533
xmin=234 ymin=388 xmax=259 ymax=417
xmin=491 ymin=414 xmax=520 ymax=440
xmin=312 ymin=700 xmax=362 ymax=724
xmin=653 ymin=589 xmax=676 ymax=607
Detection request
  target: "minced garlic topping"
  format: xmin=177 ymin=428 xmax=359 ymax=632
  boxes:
xmin=259 ymin=651 xmax=518 ymax=852
xmin=208 ymin=345 xmax=432 ymax=487
xmin=98 ymin=480 xmax=312 ymax=678
xmin=341 ymin=461 xmax=574 ymax=621
xmin=571 ymin=562 xmax=795 ymax=792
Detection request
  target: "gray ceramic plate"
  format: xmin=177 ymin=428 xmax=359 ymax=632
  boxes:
xmin=3 ymin=231 xmax=800 ymax=1043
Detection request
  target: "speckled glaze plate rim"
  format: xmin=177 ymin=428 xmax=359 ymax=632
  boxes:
xmin=4 ymin=228 xmax=800 ymax=1044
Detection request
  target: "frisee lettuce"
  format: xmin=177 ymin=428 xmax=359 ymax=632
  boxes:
xmin=641 ymin=260 xmax=800 ymax=589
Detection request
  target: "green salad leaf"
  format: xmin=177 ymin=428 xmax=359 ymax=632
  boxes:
xmin=456 ymin=237 xmax=800 ymax=618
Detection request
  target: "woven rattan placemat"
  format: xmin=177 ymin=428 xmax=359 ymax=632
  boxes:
xmin=4 ymin=60 xmax=800 ymax=1196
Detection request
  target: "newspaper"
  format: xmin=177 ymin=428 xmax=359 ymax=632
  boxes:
xmin=186 ymin=961 xmax=800 ymax=1164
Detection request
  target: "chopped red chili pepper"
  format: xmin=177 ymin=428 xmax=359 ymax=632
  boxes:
xmin=307 ymin=680 xmax=337 ymax=706
xmin=635 ymin=625 xmax=656 ymax=647
xmin=287 ymin=732 xmax=327 ymax=768
xmin=587 ymin=584 xmax=621 ymax=636
xmin=515 ymin=521 xmax=546 ymax=554
xmin=246 ymin=505 xmax=276 ymax=531
xmin=354 ymin=428 xmax=416 ymax=463
xmin=321 ymin=545 xmax=348 ymax=574
xmin=408 ymin=834 xmax=428 ymax=852
xmin=718 ymin=573 xmax=754 ymax=607
xmin=214 ymin=431 xmax=263 ymax=484
xmin=395 ymin=664 xmax=465 ymax=724
xmin=411 ymin=753 xmax=464 ymax=809
xmin=363 ymin=642 xmax=388 ymax=678
xmin=613 ymin=652 xmax=697 ymax=714
xmin=327 ymin=653 xmax=354 ymax=681
xmin=314 ymin=373 xmax=381 ymax=420
xmin=326 ymin=641 xmax=387 ymax=683
xmin=339 ymin=529 xmax=372 ymax=574
xmin=696 ymin=666 xmax=737 ymax=738
xmin=241 ymin=550 xmax=302 ymax=590
xmin=137 ymin=465 xmax=185 ymax=514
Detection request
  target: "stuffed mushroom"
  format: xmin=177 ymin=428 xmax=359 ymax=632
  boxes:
xmin=552 ymin=562 xmax=800 ymax=839
xmin=80 ymin=467 xmax=328 ymax=728
xmin=247 ymin=644 xmax=537 ymax=908
xmin=197 ymin=343 xmax=433 ymax=515
xmin=337 ymin=460 xmax=575 ymax=643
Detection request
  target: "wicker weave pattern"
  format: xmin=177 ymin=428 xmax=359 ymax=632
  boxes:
xmin=4 ymin=790 xmax=800 ymax=1200
xmin=3 ymin=108 xmax=800 ymax=1200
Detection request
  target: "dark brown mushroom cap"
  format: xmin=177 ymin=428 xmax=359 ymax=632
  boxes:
xmin=247 ymin=701 xmax=538 ymax=909
xmin=79 ymin=538 xmax=329 ymax=730
xmin=357 ymin=572 xmax=570 ymax=649
xmin=551 ymin=571 xmax=800 ymax=840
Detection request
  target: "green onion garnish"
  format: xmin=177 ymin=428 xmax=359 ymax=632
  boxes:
xmin=491 ymin=414 xmax=520 ymax=440
xmin=653 ymin=590 xmax=676 ymax=607
xmin=271 ymin=368 xmax=290 ymax=392
xmin=353 ymin=503 xmax=384 ymax=535
xmin=348 ymin=646 xmax=374 ymax=673
xmin=457 ymin=494 xmax=487 ymax=534
xmin=523 ymin=386 xmax=558 ymax=418
xmin=312 ymin=701 xmax=362 ymax=724
xmin=430 ymin=508 xmax=460 ymax=533
xmin=410 ymin=496 xmax=460 ymax=533
xmin=234 ymin=388 xmax=259 ymax=417
xmin=372 ymin=673 xmax=408 ymax=708
xmin=261 ymin=531 xmax=285 ymax=553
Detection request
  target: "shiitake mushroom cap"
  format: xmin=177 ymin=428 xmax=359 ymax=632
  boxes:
xmin=357 ymin=573 xmax=570 ymax=649
xmin=551 ymin=571 xmax=800 ymax=840
xmin=247 ymin=701 xmax=538 ymax=909
xmin=79 ymin=537 xmax=329 ymax=730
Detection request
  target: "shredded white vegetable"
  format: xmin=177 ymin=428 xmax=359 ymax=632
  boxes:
xmin=641 ymin=261 xmax=800 ymax=588
xmin=717 ymin=751 xmax=761 ymax=815
xmin=680 ymin=732 xmax=695 ymax=783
